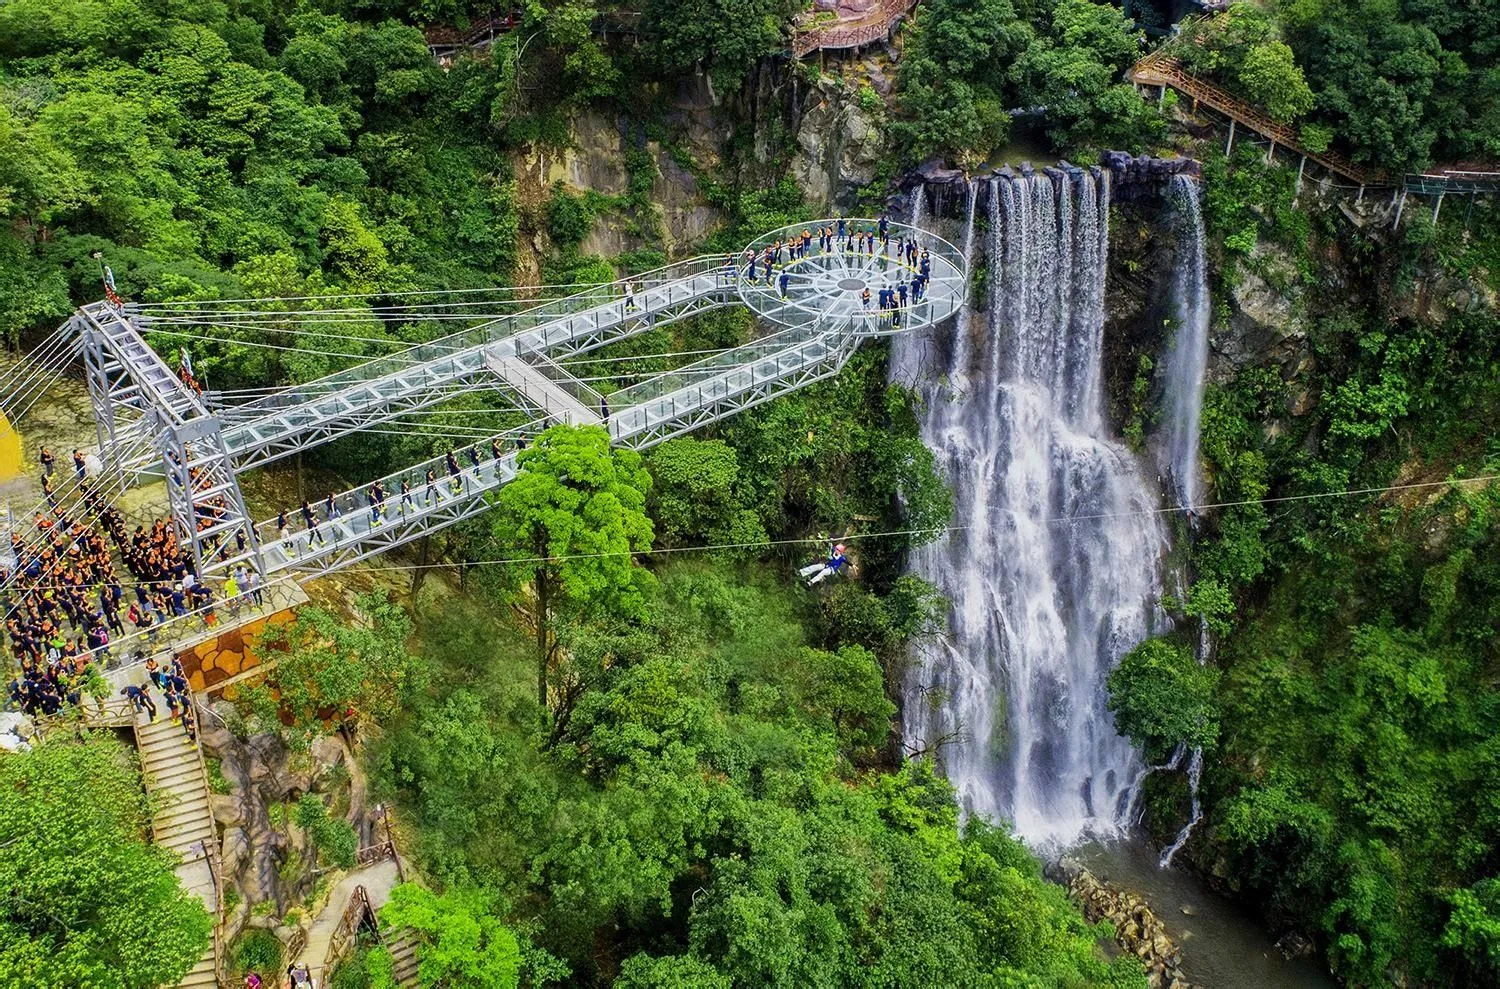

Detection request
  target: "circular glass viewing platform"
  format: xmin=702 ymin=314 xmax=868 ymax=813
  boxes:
xmin=735 ymin=219 xmax=967 ymax=336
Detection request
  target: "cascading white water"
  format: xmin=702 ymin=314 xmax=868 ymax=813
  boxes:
xmin=1159 ymin=175 xmax=1211 ymax=512
xmin=1158 ymin=746 xmax=1204 ymax=867
xmin=1155 ymin=174 xmax=1213 ymax=867
xmin=895 ymin=169 xmax=1168 ymax=848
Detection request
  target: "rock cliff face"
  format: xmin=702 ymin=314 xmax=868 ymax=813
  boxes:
xmin=789 ymin=75 xmax=888 ymax=210
xmin=202 ymin=715 xmax=374 ymax=951
xmin=509 ymin=107 xmax=718 ymax=275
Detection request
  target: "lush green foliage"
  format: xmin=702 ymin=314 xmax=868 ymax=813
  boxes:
xmin=370 ymin=884 xmax=522 ymax=989
xmin=1107 ymin=638 xmax=1220 ymax=763
xmin=0 ymin=0 xmax=528 ymax=349
xmin=640 ymin=0 xmax=799 ymax=92
xmin=1184 ymin=155 xmax=1500 ymax=984
xmin=716 ymin=349 xmax=952 ymax=581
xmin=1173 ymin=0 xmax=1500 ymax=169
xmin=375 ymin=562 xmax=1146 ymax=987
xmin=645 ymin=438 xmax=768 ymax=551
xmin=295 ymin=793 xmax=358 ymax=869
xmin=0 ymin=736 xmax=213 ymax=988
xmin=485 ymin=423 xmax=656 ymax=709
xmin=232 ymin=928 xmax=285 ymax=978
xmin=239 ymin=590 xmax=429 ymax=749
xmin=894 ymin=0 xmax=1165 ymax=164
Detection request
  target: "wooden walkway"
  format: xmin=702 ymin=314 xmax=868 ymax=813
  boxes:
xmin=425 ymin=12 xmax=521 ymax=62
xmin=792 ymin=0 xmax=919 ymax=57
xmin=1130 ymin=46 xmax=1500 ymax=205
xmin=1128 ymin=47 xmax=1387 ymax=188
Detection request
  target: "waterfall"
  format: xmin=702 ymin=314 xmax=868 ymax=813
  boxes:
xmin=1155 ymin=175 xmax=1212 ymax=866
xmin=896 ymin=169 xmax=1167 ymax=848
xmin=1158 ymin=747 xmax=1204 ymax=867
xmin=1159 ymin=175 xmax=1210 ymax=512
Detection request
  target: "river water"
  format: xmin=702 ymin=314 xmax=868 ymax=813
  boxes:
xmin=1078 ymin=838 xmax=1336 ymax=988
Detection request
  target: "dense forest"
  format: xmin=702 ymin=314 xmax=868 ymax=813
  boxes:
xmin=2 ymin=0 xmax=1499 ymax=987
xmin=1110 ymin=146 xmax=1500 ymax=984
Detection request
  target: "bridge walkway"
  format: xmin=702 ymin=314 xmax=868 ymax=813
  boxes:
xmin=483 ymin=350 xmax=603 ymax=427
xmin=259 ymin=316 xmax=860 ymax=577
xmin=1128 ymin=48 xmax=1384 ymax=188
xmin=207 ymin=258 xmax=734 ymax=472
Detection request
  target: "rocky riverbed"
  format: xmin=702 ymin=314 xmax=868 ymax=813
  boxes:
xmin=1053 ymin=856 xmax=1197 ymax=989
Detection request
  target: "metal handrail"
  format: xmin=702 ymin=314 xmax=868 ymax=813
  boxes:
xmin=217 ymin=255 xmax=732 ymax=426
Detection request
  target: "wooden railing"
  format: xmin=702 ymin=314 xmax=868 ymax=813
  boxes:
xmin=355 ymin=838 xmax=404 ymax=881
xmin=425 ymin=11 xmax=522 ymax=53
xmin=281 ymin=928 xmax=308 ymax=988
xmin=30 ymin=695 xmax=137 ymax=741
xmin=323 ymin=885 xmax=377 ymax=975
xmin=792 ymin=0 xmax=920 ymax=57
xmin=1128 ymin=47 xmax=1387 ymax=187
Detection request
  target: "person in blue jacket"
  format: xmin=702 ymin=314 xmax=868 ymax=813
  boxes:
xmin=798 ymin=542 xmax=853 ymax=585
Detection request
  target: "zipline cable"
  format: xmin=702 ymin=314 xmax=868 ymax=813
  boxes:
xmin=292 ymin=472 xmax=1500 ymax=576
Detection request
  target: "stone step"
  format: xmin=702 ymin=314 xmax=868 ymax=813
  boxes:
xmin=152 ymin=801 xmax=214 ymax=833
xmin=175 ymin=952 xmax=217 ymax=989
xmin=152 ymin=791 xmax=209 ymax=815
xmin=156 ymin=812 xmax=213 ymax=839
xmin=159 ymin=825 xmax=216 ymax=856
xmin=156 ymin=816 xmax=216 ymax=846
xmin=384 ymin=929 xmax=421 ymax=986
xmin=138 ymin=717 xmax=193 ymax=736
xmin=138 ymin=724 xmax=189 ymax=744
xmin=140 ymin=746 xmax=195 ymax=770
xmin=138 ymin=729 xmax=194 ymax=752
xmin=143 ymin=764 xmax=207 ymax=791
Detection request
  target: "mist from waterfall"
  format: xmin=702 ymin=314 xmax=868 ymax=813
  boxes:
xmin=893 ymin=168 xmax=1168 ymax=848
xmin=1160 ymin=175 xmax=1211 ymax=511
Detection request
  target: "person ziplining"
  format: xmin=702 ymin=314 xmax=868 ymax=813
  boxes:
xmin=798 ymin=540 xmax=854 ymax=586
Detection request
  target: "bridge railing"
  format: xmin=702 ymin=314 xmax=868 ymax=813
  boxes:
xmin=527 ymin=350 xmax=606 ymax=412
xmin=792 ymin=0 xmax=918 ymax=57
xmin=606 ymin=322 xmax=833 ymax=408
xmin=258 ymin=322 xmax=857 ymax=575
xmin=219 ymin=255 xmax=732 ymax=426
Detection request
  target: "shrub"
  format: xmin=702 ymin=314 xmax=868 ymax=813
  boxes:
xmin=296 ymin=794 xmax=358 ymax=869
xmin=232 ymin=929 xmax=284 ymax=976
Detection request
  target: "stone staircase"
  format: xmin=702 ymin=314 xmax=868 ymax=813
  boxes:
xmin=383 ymin=927 xmax=421 ymax=987
xmin=136 ymin=715 xmax=220 ymax=988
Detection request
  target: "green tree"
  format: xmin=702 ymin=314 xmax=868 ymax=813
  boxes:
xmin=295 ymin=794 xmax=357 ymax=869
xmin=0 ymin=736 xmax=212 ymax=988
xmin=641 ymin=0 xmax=798 ymax=93
xmin=1443 ymin=879 xmax=1500 ymax=982
xmin=616 ymin=953 xmax=732 ymax=988
xmin=245 ymin=591 xmax=428 ymax=748
xmin=646 ymin=437 xmax=767 ymax=550
xmin=792 ymin=644 xmax=895 ymax=755
xmin=1106 ymin=637 xmax=1220 ymax=762
xmin=488 ymin=424 xmax=655 ymax=709
xmin=374 ymin=885 xmax=521 ymax=989
xmin=1237 ymin=41 xmax=1314 ymax=122
xmin=892 ymin=0 xmax=1031 ymax=163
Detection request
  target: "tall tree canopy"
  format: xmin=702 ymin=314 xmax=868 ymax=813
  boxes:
xmin=488 ymin=424 xmax=655 ymax=708
xmin=0 ymin=736 xmax=212 ymax=989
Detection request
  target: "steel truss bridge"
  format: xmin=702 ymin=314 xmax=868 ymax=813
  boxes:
xmin=46 ymin=221 xmax=965 ymax=586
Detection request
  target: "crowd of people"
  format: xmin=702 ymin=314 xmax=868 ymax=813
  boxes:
xmin=4 ymin=446 xmax=262 ymax=726
xmin=741 ymin=216 xmax=936 ymax=330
